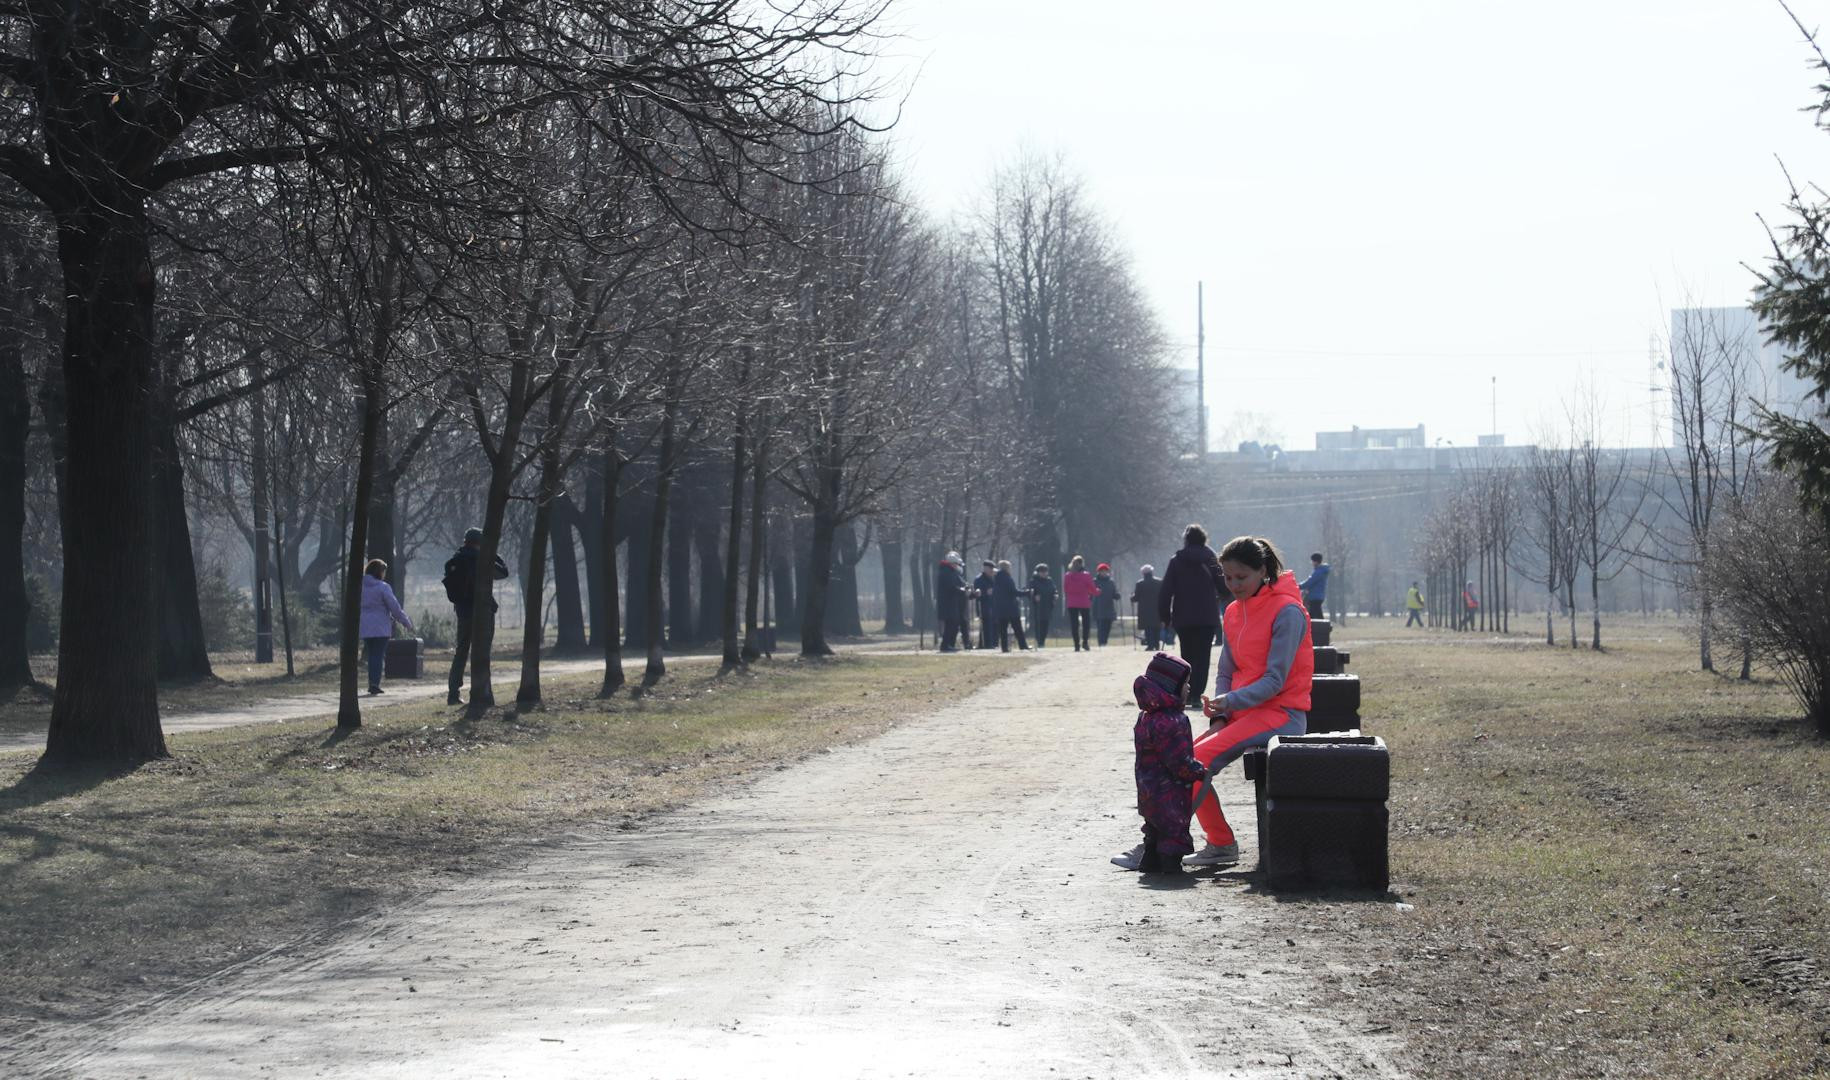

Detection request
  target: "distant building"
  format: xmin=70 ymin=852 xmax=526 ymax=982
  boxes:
xmin=1315 ymin=424 xmax=1427 ymax=452
xmin=1669 ymin=306 xmax=1815 ymax=447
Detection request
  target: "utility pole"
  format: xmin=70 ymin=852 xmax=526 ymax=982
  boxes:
xmin=1490 ymin=375 xmax=1497 ymax=440
xmin=1196 ymin=281 xmax=1206 ymax=455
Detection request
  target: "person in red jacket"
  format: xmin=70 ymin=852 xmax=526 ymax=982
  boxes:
xmin=1187 ymin=535 xmax=1313 ymax=867
xmin=1062 ymin=555 xmax=1099 ymax=653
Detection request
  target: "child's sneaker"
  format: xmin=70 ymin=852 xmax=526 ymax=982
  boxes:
xmin=1109 ymin=843 xmax=1145 ymax=870
xmin=1183 ymin=842 xmax=1239 ymax=867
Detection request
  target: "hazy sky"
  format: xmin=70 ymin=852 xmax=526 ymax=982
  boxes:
xmin=876 ymin=1 xmax=1830 ymax=450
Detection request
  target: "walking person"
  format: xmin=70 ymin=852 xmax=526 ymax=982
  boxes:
xmin=973 ymin=561 xmax=997 ymax=650
xmin=1300 ymin=552 xmax=1330 ymax=619
xmin=1062 ymin=555 xmax=1098 ymax=652
xmin=1184 ymin=536 xmax=1313 ymax=866
xmin=1027 ymin=563 xmax=1057 ymax=648
xmin=1461 ymin=581 xmax=1480 ymax=630
xmin=1405 ymin=581 xmax=1425 ymax=627
xmin=1132 ymin=565 xmax=1163 ymax=650
xmin=442 ymin=527 xmax=509 ymax=705
xmin=1156 ymin=524 xmax=1226 ymax=706
xmin=1092 ymin=563 xmax=1120 ymax=647
xmin=360 ymin=559 xmax=415 ymax=695
xmin=936 ymin=553 xmax=968 ymax=651
xmin=991 ymin=560 xmax=1030 ymax=651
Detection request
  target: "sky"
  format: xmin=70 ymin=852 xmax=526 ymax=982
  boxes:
xmin=873 ymin=0 xmax=1830 ymax=450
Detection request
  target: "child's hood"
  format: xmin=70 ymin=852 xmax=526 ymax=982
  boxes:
xmin=1133 ymin=674 xmax=1182 ymax=713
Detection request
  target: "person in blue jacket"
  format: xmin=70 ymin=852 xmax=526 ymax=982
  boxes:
xmin=1300 ymin=552 xmax=1330 ymax=619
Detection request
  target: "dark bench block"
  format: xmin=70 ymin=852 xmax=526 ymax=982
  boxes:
xmin=1307 ymin=673 xmax=1361 ymax=733
xmin=1310 ymin=619 xmax=1332 ymax=647
xmin=1263 ymin=797 xmax=1389 ymax=891
xmin=385 ymin=637 xmax=425 ymax=679
xmin=1312 ymin=645 xmax=1343 ymax=675
xmin=1264 ymin=734 xmax=1388 ymax=801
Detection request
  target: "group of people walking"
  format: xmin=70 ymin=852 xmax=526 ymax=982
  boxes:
xmin=934 ymin=552 xmax=1163 ymax=653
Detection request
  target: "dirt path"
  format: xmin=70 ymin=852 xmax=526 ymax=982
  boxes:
xmin=15 ymin=648 xmax=1407 ymax=1079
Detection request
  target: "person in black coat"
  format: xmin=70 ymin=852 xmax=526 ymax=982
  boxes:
xmin=1132 ymin=564 xmax=1163 ymax=650
xmin=443 ymin=527 xmax=510 ymax=705
xmin=990 ymin=560 xmax=1030 ymax=651
xmin=936 ymin=555 xmax=968 ymax=651
xmin=972 ymin=561 xmax=997 ymax=650
xmin=1155 ymin=523 xmax=1226 ymax=705
xmin=1027 ymin=564 xmax=1057 ymax=648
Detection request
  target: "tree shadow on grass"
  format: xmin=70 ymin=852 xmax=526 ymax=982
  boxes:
xmin=0 ymin=758 xmax=147 ymax=813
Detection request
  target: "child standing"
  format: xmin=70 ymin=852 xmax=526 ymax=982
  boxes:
xmin=1112 ymin=652 xmax=1209 ymax=873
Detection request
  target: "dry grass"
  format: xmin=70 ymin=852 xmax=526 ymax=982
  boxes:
xmin=1318 ymin=616 xmax=1830 ymax=1079
xmin=0 ymin=652 xmax=1019 ymax=1046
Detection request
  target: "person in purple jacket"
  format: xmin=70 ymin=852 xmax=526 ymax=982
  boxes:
xmin=360 ymin=559 xmax=415 ymax=695
xmin=1113 ymin=651 xmax=1208 ymax=874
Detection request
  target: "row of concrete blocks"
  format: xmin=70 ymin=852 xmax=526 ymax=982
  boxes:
xmin=1242 ymin=617 xmax=1388 ymax=891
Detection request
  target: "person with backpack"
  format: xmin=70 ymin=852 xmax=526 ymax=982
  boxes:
xmin=442 ymin=527 xmax=509 ymax=705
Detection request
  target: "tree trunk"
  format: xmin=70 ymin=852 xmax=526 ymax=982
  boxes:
xmin=721 ymin=390 xmax=748 ymax=670
xmin=250 ymin=376 xmax=274 ymax=663
xmin=695 ymin=508 xmax=724 ymax=646
xmin=465 ymin=360 xmax=532 ymax=716
xmin=742 ymin=433 xmax=768 ymax=660
xmin=826 ymin=520 xmax=863 ymax=638
xmin=369 ymin=420 xmax=399 ymax=588
xmin=44 ymin=203 xmax=167 ymax=763
xmin=517 ymin=442 xmax=560 ymax=709
xmin=623 ymin=488 xmax=654 ymax=651
xmin=908 ymin=542 xmax=930 ymax=641
xmin=880 ymin=532 xmax=905 ymax=633
xmin=1589 ymin=561 xmax=1602 ymax=651
xmin=336 ymin=372 xmax=385 ymax=729
xmin=644 ymin=385 xmax=680 ymax=684
xmin=582 ymin=465 xmax=605 ymax=647
xmin=0 ymin=312 xmax=32 ymax=691
xmin=666 ymin=474 xmax=693 ymax=648
xmin=771 ymin=514 xmax=800 ymax=637
xmin=153 ymin=411 xmax=214 ymax=681
xmin=550 ymin=497 xmax=588 ymax=655
xmin=598 ymin=442 xmax=626 ymax=697
xmin=1698 ymin=577 xmax=1715 ymax=672
xmin=800 ymin=501 xmax=838 ymax=656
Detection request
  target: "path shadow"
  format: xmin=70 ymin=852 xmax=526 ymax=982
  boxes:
xmin=1183 ymin=863 xmax=1401 ymax=903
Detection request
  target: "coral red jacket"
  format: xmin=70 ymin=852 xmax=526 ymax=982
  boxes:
xmin=1062 ymin=569 xmax=1099 ymax=609
xmin=1220 ymin=571 xmax=1314 ymax=712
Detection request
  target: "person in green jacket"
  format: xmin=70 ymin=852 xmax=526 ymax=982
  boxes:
xmin=1404 ymin=581 xmax=1425 ymax=627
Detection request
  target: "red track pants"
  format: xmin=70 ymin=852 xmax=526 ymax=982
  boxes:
xmin=1189 ymin=704 xmax=1303 ymax=846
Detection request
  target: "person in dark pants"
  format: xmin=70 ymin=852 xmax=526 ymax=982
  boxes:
xmin=991 ymin=560 xmax=1030 ymax=651
xmin=936 ymin=554 xmax=968 ymax=651
xmin=973 ymin=561 xmax=997 ymax=649
xmin=360 ymin=558 xmax=415 ymax=695
xmin=1156 ymin=523 xmax=1226 ymax=706
xmin=1027 ymin=564 xmax=1057 ymax=648
xmin=1299 ymin=552 xmax=1330 ymax=619
xmin=1132 ymin=565 xmax=1163 ymax=650
xmin=1092 ymin=563 xmax=1120 ymax=646
xmin=443 ymin=527 xmax=510 ymax=705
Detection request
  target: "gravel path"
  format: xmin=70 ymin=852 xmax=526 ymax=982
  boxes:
xmin=16 ymin=647 xmax=1407 ymax=1079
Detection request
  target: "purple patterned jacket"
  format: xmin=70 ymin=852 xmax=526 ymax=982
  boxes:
xmin=1132 ymin=675 xmax=1207 ymax=856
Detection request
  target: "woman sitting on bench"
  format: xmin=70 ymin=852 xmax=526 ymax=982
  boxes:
xmin=1182 ymin=536 xmax=1314 ymax=867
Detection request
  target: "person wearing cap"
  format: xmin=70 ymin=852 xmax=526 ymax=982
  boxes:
xmin=442 ymin=527 xmax=509 ymax=705
xmin=1091 ymin=562 xmax=1120 ymax=647
xmin=972 ymin=560 xmax=997 ymax=650
xmin=1026 ymin=563 xmax=1057 ymax=648
xmin=935 ymin=552 xmax=968 ymax=651
xmin=990 ymin=560 xmax=1030 ymax=651
xmin=1300 ymin=552 xmax=1330 ymax=619
xmin=1131 ymin=565 xmax=1163 ymax=650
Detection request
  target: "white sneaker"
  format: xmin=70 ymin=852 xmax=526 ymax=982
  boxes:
xmin=1109 ymin=843 xmax=1145 ymax=870
xmin=1183 ymin=842 xmax=1240 ymax=867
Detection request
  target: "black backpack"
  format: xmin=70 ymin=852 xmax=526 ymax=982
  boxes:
xmin=441 ymin=554 xmax=468 ymax=604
